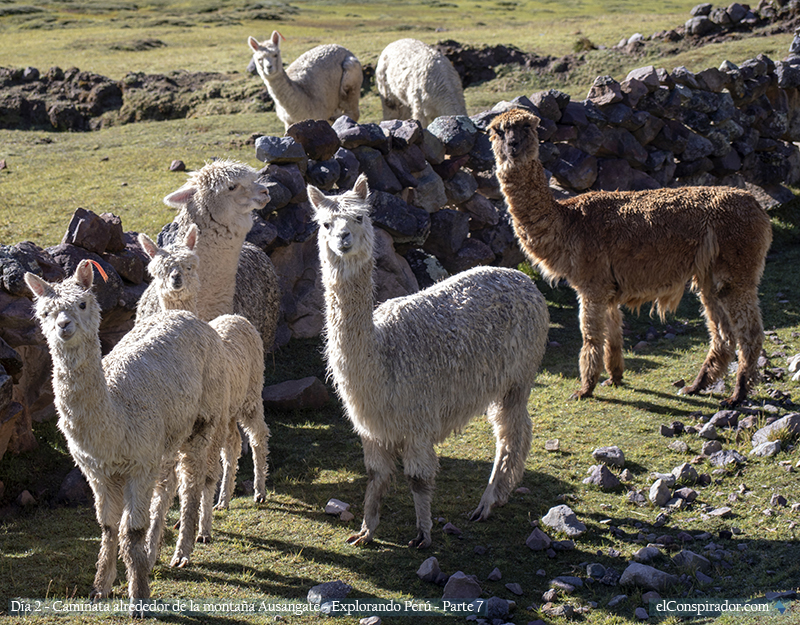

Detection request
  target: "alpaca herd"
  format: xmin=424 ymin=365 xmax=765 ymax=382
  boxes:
xmin=22 ymin=33 xmax=777 ymax=609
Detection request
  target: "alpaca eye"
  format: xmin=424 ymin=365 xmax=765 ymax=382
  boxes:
xmin=355 ymin=216 xmax=363 ymax=224
xmin=228 ymin=184 xmax=236 ymax=191
xmin=323 ymin=222 xmax=331 ymax=230
xmin=80 ymin=302 xmax=86 ymax=310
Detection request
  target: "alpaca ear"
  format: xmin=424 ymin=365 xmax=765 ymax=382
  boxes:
xmin=530 ymin=115 xmax=541 ymax=130
xmin=164 ymin=184 xmax=196 ymax=208
xmin=271 ymin=31 xmax=282 ymax=46
xmin=306 ymin=184 xmax=331 ymax=213
xmin=353 ymin=174 xmax=370 ymax=200
xmin=138 ymin=233 xmax=160 ymax=259
xmin=75 ymin=259 xmax=95 ymax=290
xmin=248 ymin=36 xmax=260 ymax=52
xmin=24 ymin=273 xmax=53 ymax=299
xmin=184 ymin=224 xmax=198 ymax=251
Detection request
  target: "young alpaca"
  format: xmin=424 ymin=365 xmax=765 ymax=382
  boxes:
xmin=376 ymin=38 xmax=467 ymax=128
xmin=25 ymin=261 xmax=228 ymax=610
xmin=248 ymin=31 xmax=362 ymax=130
xmin=488 ymin=108 xmax=772 ymax=406
xmin=138 ymin=227 xmax=270 ymax=516
xmin=308 ymin=175 xmax=549 ymax=548
xmin=136 ymin=159 xmax=280 ymax=353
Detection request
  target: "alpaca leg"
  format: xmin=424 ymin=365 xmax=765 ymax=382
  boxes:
xmin=723 ymin=288 xmax=764 ymax=406
xmin=602 ymin=304 xmax=624 ymax=387
xmin=681 ymin=284 xmax=735 ymax=396
xmin=471 ymin=384 xmax=533 ymax=522
xmin=241 ymin=409 xmax=270 ymax=504
xmin=171 ymin=445 xmax=209 ymax=566
xmin=214 ymin=420 xmax=242 ymax=511
xmin=347 ymin=438 xmax=395 ymax=546
xmin=121 ymin=475 xmax=158 ymax=607
xmin=403 ymin=441 xmax=439 ymax=549
xmin=146 ymin=462 xmax=178 ymax=570
xmin=89 ymin=476 xmax=124 ymax=599
xmin=572 ymin=296 xmax=607 ymax=399
xmin=197 ymin=445 xmax=222 ymax=544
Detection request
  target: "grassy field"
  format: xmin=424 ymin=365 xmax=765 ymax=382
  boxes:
xmin=2 ymin=1 xmax=800 ymax=624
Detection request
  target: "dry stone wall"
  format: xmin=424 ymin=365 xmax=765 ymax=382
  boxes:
xmin=3 ymin=44 xmax=800 ymax=462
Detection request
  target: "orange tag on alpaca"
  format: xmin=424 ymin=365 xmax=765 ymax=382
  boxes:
xmin=89 ymin=260 xmax=109 ymax=282
xmin=276 ymin=31 xmax=287 ymax=41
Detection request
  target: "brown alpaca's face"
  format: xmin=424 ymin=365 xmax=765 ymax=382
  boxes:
xmin=488 ymin=111 xmax=540 ymax=168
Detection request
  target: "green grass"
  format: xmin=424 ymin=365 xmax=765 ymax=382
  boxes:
xmin=2 ymin=1 xmax=800 ymax=623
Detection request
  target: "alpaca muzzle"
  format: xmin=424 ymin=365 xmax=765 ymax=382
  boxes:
xmin=56 ymin=312 xmax=76 ymax=341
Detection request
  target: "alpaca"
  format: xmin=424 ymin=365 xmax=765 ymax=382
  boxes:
xmin=488 ymin=108 xmax=772 ymax=406
xmin=248 ymin=31 xmax=362 ymax=130
xmin=376 ymin=38 xmax=467 ymax=128
xmin=136 ymin=159 xmax=280 ymax=353
xmin=138 ymin=227 xmax=270 ymax=516
xmin=308 ymin=175 xmax=549 ymax=548
xmin=25 ymin=260 xmax=228 ymax=610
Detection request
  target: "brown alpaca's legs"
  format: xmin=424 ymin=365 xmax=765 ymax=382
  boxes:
xmin=347 ymin=438 xmax=395 ymax=546
xmin=602 ymin=305 xmax=624 ymax=386
xmin=723 ymin=288 xmax=764 ymax=406
xmin=90 ymin=476 xmax=124 ymax=599
xmin=573 ymin=296 xmax=607 ymax=399
xmin=402 ymin=441 xmax=438 ymax=549
xmin=471 ymin=384 xmax=533 ymax=522
xmin=682 ymin=284 xmax=735 ymax=396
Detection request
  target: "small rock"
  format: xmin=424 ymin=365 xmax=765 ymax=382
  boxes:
xmin=587 ymin=563 xmax=606 ymax=578
xmin=672 ymin=549 xmax=712 ymax=574
xmin=619 ymin=563 xmax=678 ymax=592
xmin=542 ymin=588 xmax=559 ymax=602
xmin=634 ymin=546 xmax=661 ymax=563
xmin=649 ymin=479 xmax=671 ymax=507
xmin=417 ymin=557 xmax=442 ymax=583
xmin=325 ymin=498 xmax=350 ymax=515
xmin=541 ymin=603 xmax=574 ymax=619
xmin=551 ymin=539 xmax=575 ymax=551
xmin=672 ymin=462 xmax=698 ymax=485
xmin=262 ymin=377 xmax=329 ymax=411
xmin=169 ymin=159 xmax=186 ymax=172
xmin=668 ymin=440 xmax=689 ymax=453
xmin=308 ymin=580 xmax=352 ymax=605
xmin=750 ymin=441 xmax=780 ymax=457
xmin=709 ymin=449 xmax=746 ymax=467
xmin=487 ymin=567 xmax=502 ymax=581
xmin=709 ymin=506 xmax=733 ymax=518
xmin=526 ymin=527 xmax=552 ymax=551
xmin=701 ymin=440 xmax=722 ymax=456
xmin=674 ymin=487 xmax=697 ymax=502
xmin=698 ymin=422 xmax=719 ymax=440
xmin=592 ymin=445 xmax=625 ymax=467
xmin=442 ymin=571 xmax=482 ymax=599
xmin=641 ymin=591 xmax=661 ymax=603
xmin=695 ymin=571 xmax=713 ymax=584
xmin=545 ymin=439 xmax=560 ymax=451
xmin=541 ymin=505 xmax=586 ymax=537
xmin=770 ymin=493 xmax=788 ymax=507
xmin=505 ymin=582 xmax=523 ymax=596
xmin=635 ymin=606 xmax=650 ymax=620
xmin=515 ymin=486 xmax=531 ymax=494
xmin=443 ymin=522 xmax=462 ymax=536
xmin=660 ymin=424 xmax=675 ymax=437
xmin=608 ymin=594 xmax=628 ymax=607
xmin=340 ymin=510 xmax=354 ymax=522
xmin=583 ymin=464 xmax=621 ymax=489
xmin=360 ymin=617 xmax=381 ymax=625
xmin=620 ymin=469 xmax=633 ymax=482
xmin=473 ymin=545 xmax=487 ymax=555
xmin=17 ymin=490 xmax=36 ymax=506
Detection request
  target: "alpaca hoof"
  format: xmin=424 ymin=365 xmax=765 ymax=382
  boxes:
xmin=569 ymin=390 xmax=593 ymax=400
xmin=196 ymin=534 xmax=212 ymax=544
xmin=89 ymin=588 xmax=106 ymax=601
xmin=408 ymin=532 xmax=431 ymax=549
xmin=254 ymin=494 xmax=266 ymax=504
xmin=346 ymin=530 xmax=372 ymax=546
xmin=170 ymin=555 xmax=190 ymax=568
xmin=469 ymin=503 xmax=492 ymax=522
xmin=600 ymin=378 xmax=622 ymax=387
xmin=720 ymin=396 xmax=742 ymax=408
xmin=212 ymin=502 xmax=228 ymax=511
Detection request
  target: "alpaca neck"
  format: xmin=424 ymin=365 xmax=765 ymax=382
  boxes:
xmin=323 ymin=257 xmax=378 ymax=394
xmin=160 ymin=292 xmax=198 ymax=315
xmin=50 ymin=336 xmax=117 ymax=449
xmin=497 ymin=157 xmax=570 ymax=281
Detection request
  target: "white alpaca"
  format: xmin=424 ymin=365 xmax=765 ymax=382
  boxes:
xmin=376 ymin=38 xmax=467 ymax=128
xmin=25 ymin=261 xmax=228 ymax=610
xmin=139 ymin=227 xmax=270 ymax=519
xmin=308 ymin=175 xmax=549 ymax=548
xmin=136 ymin=159 xmax=280 ymax=353
xmin=248 ymin=31 xmax=362 ymax=130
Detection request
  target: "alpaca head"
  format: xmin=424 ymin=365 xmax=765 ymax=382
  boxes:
xmin=24 ymin=260 xmax=101 ymax=350
xmin=488 ymin=108 xmax=541 ymax=173
xmin=139 ymin=225 xmax=201 ymax=311
xmin=308 ymin=174 xmax=374 ymax=274
xmin=163 ymin=159 xmax=269 ymax=228
xmin=248 ymin=31 xmax=284 ymax=78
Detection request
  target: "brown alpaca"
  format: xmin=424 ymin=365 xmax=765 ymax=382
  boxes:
xmin=488 ymin=108 xmax=772 ymax=406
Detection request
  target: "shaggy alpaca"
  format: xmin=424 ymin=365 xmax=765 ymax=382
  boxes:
xmin=137 ymin=159 xmax=280 ymax=353
xmin=248 ymin=32 xmax=362 ymax=130
xmin=488 ymin=108 xmax=772 ymax=405
xmin=139 ymin=227 xmax=270 ymax=516
xmin=376 ymin=38 xmax=467 ymax=128
xmin=308 ymin=175 xmax=549 ymax=548
xmin=25 ymin=261 xmax=228 ymax=610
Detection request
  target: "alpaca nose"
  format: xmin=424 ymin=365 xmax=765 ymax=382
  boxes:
xmin=339 ymin=231 xmax=353 ymax=250
xmin=170 ymin=271 xmax=183 ymax=289
xmin=56 ymin=312 xmax=75 ymax=340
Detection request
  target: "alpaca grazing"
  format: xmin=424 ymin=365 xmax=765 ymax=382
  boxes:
xmin=488 ymin=108 xmax=772 ymax=406
xmin=137 ymin=159 xmax=280 ymax=353
xmin=248 ymin=31 xmax=362 ymax=130
xmin=25 ymin=261 xmax=228 ymax=609
xmin=376 ymin=38 xmax=467 ymax=128
xmin=308 ymin=175 xmax=549 ymax=548
xmin=139 ymin=226 xmax=270 ymax=516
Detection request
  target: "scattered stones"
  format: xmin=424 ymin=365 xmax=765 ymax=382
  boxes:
xmin=672 ymin=549 xmax=712 ymax=574
xmin=545 ymin=438 xmax=560 ymax=451
xmin=608 ymin=594 xmax=628 ymax=607
xmin=702 ymin=440 xmax=723 ymax=456
xmin=487 ymin=567 xmax=502 ymax=581
xmin=635 ymin=606 xmax=650 ymax=620
xmin=634 ymin=546 xmax=661 ymax=563
xmin=541 ymin=603 xmax=574 ymax=619
xmin=672 ymin=462 xmax=698 ymax=485
xmin=541 ymin=505 xmax=587 ymax=537
xmin=750 ymin=440 xmax=781 ymax=457
xmin=417 ymin=557 xmax=442 ymax=583
xmin=526 ymin=527 xmax=552 ymax=551
xmin=698 ymin=422 xmax=719 ymax=440
xmin=505 ymin=582 xmax=523 ymax=596
xmin=324 ymin=498 xmax=350 ymax=515
xmin=16 ymin=490 xmax=36 ymax=506
xmin=360 ymin=617 xmax=381 ymax=625
xmin=708 ymin=506 xmax=733 ymax=518
xmin=307 ymin=580 xmax=352 ymax=605
xmin=583 ymin=464 xmax=622 ymax=489
xmin=587 ymin=563 xmax=606 ymax=578
xmin=649 ymin=479 xmax=672 ymax=507
xmin=443 ymin=522 xmax=462 ymax=536
xmin=592 ymin=445 xmax=625 ymax=467
xmin=668 ymin=440 xmax=689 ymax=453
xmin=709 ymin=449 xmax=746 ymax=467
xmin=751 ymin=414 xmax=800 ymax=447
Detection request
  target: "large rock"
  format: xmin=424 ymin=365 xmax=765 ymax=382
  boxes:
xmin=262 ymin=377 xmax=329 ymax=411
xmin=619 ymin=563 xmax=678 ymax=592
xmin=751 ymin=414 xmax=800 ymax=447
xmin=592 ymin=445 xmax=625 ymax=467
xmin=442 ymin=571 xmax=482 ymax=599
